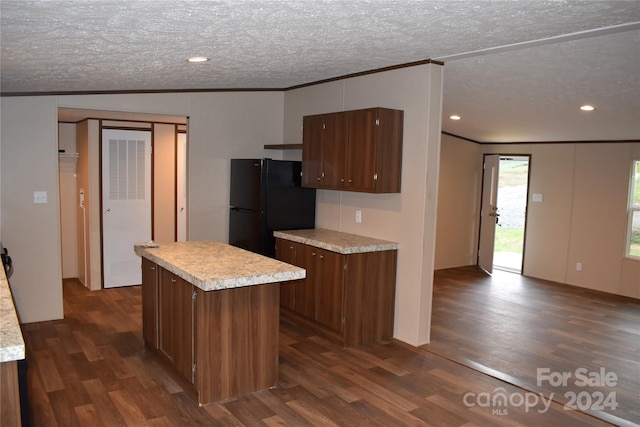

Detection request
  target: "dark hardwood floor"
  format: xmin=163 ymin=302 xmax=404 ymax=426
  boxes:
xmin=426 ymin=266 xmax=640 ymax=427
xmin=20 ymin=272 xmax=637 ymax=426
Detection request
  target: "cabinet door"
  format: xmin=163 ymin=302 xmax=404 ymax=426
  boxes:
xmin=295 ymin=244 xmax=318 ymax=320
xmin=302 ymin=115 xmax=324 ymax=188
xmin=158 ymin=268 xmax=175 ymax=361
xmin=346 ymin=109 xmax=377 ymax=191
xmin=276 ymin=238 xmax=297 ymax=310
xmin=173 ymin=276 xmax=194 ymax=384
xmin=315 ymin=249 xmax=344 ymax=332
xmin=372 ymin=108 xmax=404 ymax=193
xmin=158 ymin=268 xmax=194 ymax=384
xmin=321 ymin=112 xmax=349 ymax=189
xmin=141 ymin=258 xmax=158 ymax=348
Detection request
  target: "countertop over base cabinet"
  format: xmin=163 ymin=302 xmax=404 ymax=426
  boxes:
xmin=275 ymin=229 xmax=398 ymax=347
xmin=302 ymin=107 xmax=404 ymax=193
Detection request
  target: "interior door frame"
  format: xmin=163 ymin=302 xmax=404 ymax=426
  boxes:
xmin=99 ymin=124 xmax=154 ymax=289
xmin=477 ymin=153 xmax=532 ymax=274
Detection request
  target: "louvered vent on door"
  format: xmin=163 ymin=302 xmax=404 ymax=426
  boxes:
xmin=108 ymin=139 xmax=146 ymax=200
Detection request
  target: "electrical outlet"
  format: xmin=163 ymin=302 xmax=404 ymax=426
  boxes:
xmin=576 ymin=262 xmax=582 ymax=272
xmin=355 ymin=210 xmax=362 ymax=223
xmin=34 ymin=191 xmax=48 ymax=204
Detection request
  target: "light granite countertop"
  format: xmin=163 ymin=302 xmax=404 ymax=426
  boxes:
xmin=274 ymin=229 xmax=399 ymax=254
xmin=135 ymin=240 xmax=305 ymax=291
xmin=0 ymin=269 xmax=25 ymax=363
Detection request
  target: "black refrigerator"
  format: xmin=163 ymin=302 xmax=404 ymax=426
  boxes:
xmin=229 ymin=159 xmax=316 ymax=258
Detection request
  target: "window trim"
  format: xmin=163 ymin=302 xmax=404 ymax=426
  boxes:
xmin=625 ymin=159 xmax=640 ymax=259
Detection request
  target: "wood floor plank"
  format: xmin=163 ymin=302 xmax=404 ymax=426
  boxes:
xmin=286 ymin=398 xmax=342 ymax=427
xmin=329 ymin=364 xmax=419 ymax=412
xmin=201 ymin=402 xmax=247 ymax=427
xmin=82 ymin=378 xmax=128 ymax=426
xmin=344 ymin=384 xmax=431 ymax=426
xmin=73 ymin=403 xmax=105 ymax=427
xmin=33 ymin=349 xmax=65 ymax=392
xmin=46 ymin=337 xmax=92 ymax=408
xmin=47 ymin=389 xmax=77 ymax=427
xmin=254 ymin=393 xmax=311 ymax=426
xmin=108 ymin=388 xmax=149 ymax=426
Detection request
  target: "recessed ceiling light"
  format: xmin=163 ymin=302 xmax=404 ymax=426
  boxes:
xmin=449 ymin=115 xmax=461 ymax=120
xmin=580 ymin=105 xmax=595 ymax=111
xmin=187 ymin=56 xmax=209 ymax=63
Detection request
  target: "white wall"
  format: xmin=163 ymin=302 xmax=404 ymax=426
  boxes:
xmin=435 ymin=135 xmax=640 ymax=299
xmin=284 ymin=64 xmax=444 ymax=346
xmin=1 ymin=96 xmax=64 ymax=322
xmin=1 ymin=91 xmax=284 ymax=322
xmin=187 ymin=92 xmax=284 ymax=241
xmin=434 ymin=134 xmax=482 ymax=269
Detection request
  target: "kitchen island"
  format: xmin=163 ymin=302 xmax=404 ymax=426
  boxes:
xmin=135 ymin=240 xmax=305 ymax=405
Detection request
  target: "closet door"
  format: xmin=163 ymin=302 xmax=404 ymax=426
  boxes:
xmin=102 ymin=128 xmax=151 ymax=288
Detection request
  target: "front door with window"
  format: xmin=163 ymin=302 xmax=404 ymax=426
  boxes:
xmin=478 ymin=155 xmax=530 ymax=274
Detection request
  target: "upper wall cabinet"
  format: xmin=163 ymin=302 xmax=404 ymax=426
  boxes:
xmin=302 ymin=107 xmax=404 ymax=193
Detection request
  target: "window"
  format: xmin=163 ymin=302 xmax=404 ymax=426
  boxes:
xmin=627 ymin=160 xmax=640 ymax=258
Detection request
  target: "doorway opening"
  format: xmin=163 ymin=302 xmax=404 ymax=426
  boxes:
xmin=478 ymin=154 xmax=530 ymax=274
xmin=57 ymin=108 xmax=188 ymax=291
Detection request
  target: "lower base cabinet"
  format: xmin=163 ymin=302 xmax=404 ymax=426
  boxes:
xmin=0 ymin=361 xmax=21 ymax=427
xmin=276 ymin=238 xmax=397 ymax=347
xmin=158 ymin=267 xmax=195 ymax=389
xmin=141 ymin=260 xmax=279 ymax=404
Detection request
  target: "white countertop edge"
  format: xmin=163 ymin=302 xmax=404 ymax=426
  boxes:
xmin=340 ymin=243 xmax=400 ymax=254
xmin=0 ymin=344 xmax=25 ymax=363
xmin=197 ymin=270 xmax=306 ymax=291
xmin=273 ymin=231 xmax=399 ymax=254
xmin=137 ymin=250 xmax=306 ymax=292
xmin=1 ymin=272 xmax=26 ymax=363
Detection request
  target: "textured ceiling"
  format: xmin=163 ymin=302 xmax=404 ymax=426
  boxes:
xmin=2 ymin=1 xmax=640 ymax=142
xmin=442 ymin=29 xmax=640 ymax=142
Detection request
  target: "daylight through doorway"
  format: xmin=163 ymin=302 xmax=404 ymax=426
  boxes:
xmin=493 ymin=156 xmax=529 ymax=273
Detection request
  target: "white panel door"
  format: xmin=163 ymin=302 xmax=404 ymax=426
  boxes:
xmin=478 ymin=154 xmax=500 ymax=274
xmin=176 ymin=132 xmax=188 ymax=241
xmin=102 ymin=129 xmax=152 ymax=288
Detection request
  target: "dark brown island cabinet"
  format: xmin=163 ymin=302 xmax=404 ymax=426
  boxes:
xmin=302 ymin=107 xmax=404 ymax=193
xmin=274 ymin=229 xmax=399 ymax=347
xmin=137 ymin=241 xmax=305 ymax=405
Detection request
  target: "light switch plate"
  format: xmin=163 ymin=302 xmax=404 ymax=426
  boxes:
xmin=34 ymin=191 xmax=48 ymax=204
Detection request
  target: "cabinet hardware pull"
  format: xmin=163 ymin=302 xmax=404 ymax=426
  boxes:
xmin=171 ymin=278 xmax=176 ymax=283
